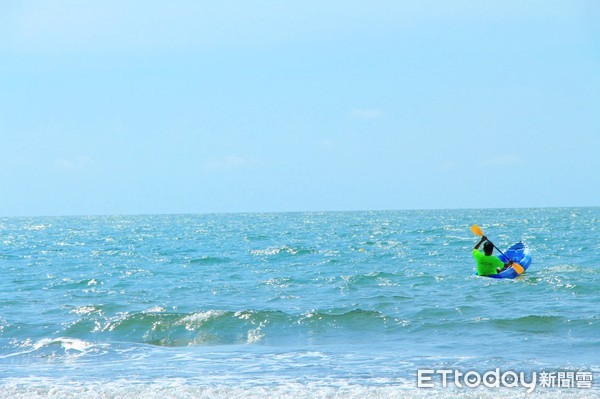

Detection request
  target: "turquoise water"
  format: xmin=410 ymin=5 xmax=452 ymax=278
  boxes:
xmin=0 ymin=208 xmax=598 ymax=398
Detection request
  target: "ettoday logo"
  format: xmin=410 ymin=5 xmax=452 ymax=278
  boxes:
xmin=417 ymin=369 xmax=593 ymax=393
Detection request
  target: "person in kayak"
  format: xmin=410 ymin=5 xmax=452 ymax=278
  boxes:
xmin=473 ymin=236 xmax=513 ymax=276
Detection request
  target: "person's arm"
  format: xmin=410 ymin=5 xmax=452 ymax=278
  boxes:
xmin=474 ymin=236 xmax=487 ymax=250
xmin=499 ymin=260 xmax=514 ymax=272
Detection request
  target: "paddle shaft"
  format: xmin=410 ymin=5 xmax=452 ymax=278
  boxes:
xmin=490 ymin=242 xmax=510 ymax=261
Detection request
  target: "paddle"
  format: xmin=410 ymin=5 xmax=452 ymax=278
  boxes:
xmin=470 ymin=225 xmax=524 ymax=275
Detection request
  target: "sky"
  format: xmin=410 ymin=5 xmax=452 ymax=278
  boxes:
xmin=1 ymin=1 xmax=599 ymax=217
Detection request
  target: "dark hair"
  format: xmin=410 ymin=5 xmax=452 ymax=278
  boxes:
xmin=483 ymin=241 xmax=494 ymax=255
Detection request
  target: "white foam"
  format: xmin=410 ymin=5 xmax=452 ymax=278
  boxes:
xmin=23 ymin=224 xmax=51 ymax=231
xmin=143 ymin=306 xmax=167 ymax=313
xmin=0 ymin=337 xmax=107 ymax=360
xmin=177 ymin=310 xmax=226 ymax=329
xmin=247 ymin=327 xmax=265 ymax=343
xmin=0 ymin=378 xmax=596 ymax=399
xmin=71 ymin=305 xmax=99 ymax=315
xmin=33 ymin=337 xmax=97 ymax=353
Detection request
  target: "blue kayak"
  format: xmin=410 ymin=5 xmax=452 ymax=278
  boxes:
xmin=484 ymin=242 xmax=532 ymax=279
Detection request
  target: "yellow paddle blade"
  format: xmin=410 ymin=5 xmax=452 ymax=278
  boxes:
xmin=470 ymin=225 xmax=484 ymax=236
xmin=512 ymin=263 xmax=524 ymax=275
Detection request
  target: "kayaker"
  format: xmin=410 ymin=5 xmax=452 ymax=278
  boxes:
xmin=473 ymin=236 xmax=513 ymax=276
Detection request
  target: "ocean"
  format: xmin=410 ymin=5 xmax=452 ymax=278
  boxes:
xmin=0 ymin=208 xmax=598 ymax=398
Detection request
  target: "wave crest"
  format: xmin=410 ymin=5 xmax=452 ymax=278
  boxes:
xmin=58 ymin=308 xmax=401 ymax=347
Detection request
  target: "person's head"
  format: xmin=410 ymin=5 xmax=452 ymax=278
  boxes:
xmin=483 ymin=241 xmax=494 ymax=256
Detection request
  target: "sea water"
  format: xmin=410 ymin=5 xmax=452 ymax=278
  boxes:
xmin=0 ymin=208 xmax=598 ymax=398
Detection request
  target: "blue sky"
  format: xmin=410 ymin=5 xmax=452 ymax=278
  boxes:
xmin=1 ymin=1 xmax=599 ymax=216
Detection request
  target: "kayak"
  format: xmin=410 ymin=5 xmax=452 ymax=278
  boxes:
xmin=485 ymin=242 xmax=532 ymax=279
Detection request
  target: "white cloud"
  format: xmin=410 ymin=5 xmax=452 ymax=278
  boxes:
xmin=440 ymin=161 xmax=455 ymax=171
xmin=205 ymin=155 xmax=247 ymax=170
xmin=2 ymin=2 xmax=117 ymax=53
xmin=54 ymin=156 xmax=94 ymax=171
xmin=477 ymin=155 xmax=523 ymax=168
xmin=351 ymin=108 xmax=383 ymax=119
xmin=320 ymin=139 xmax=336 ymax=149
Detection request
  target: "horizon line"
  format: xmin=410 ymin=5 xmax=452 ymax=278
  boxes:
xmin=1 ymin=205 xmax=598 ymax=219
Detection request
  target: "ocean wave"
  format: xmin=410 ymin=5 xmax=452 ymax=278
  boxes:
xmin=406 ymin=313 xmax=599 ymax=337
xmin=188 ymin=256 xmax=231 ymax=265
xmin=490 ymin=315 xmax=598 ymax=332
xmin=0 ymin=337 xmax=109 ymax=360
xmin=249 ymin=246 xmax=317 ymax=257
xmin=55 ymin=308 xmax=403 ymax=347
xmin=342 ymin=272 xmax=403 ymax=287
xmin=13 ymin=307 xmax=597 ymax=351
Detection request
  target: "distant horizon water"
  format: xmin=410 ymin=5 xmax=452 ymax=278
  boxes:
xmin=3 ymin=204 xmax=598 ymax=219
